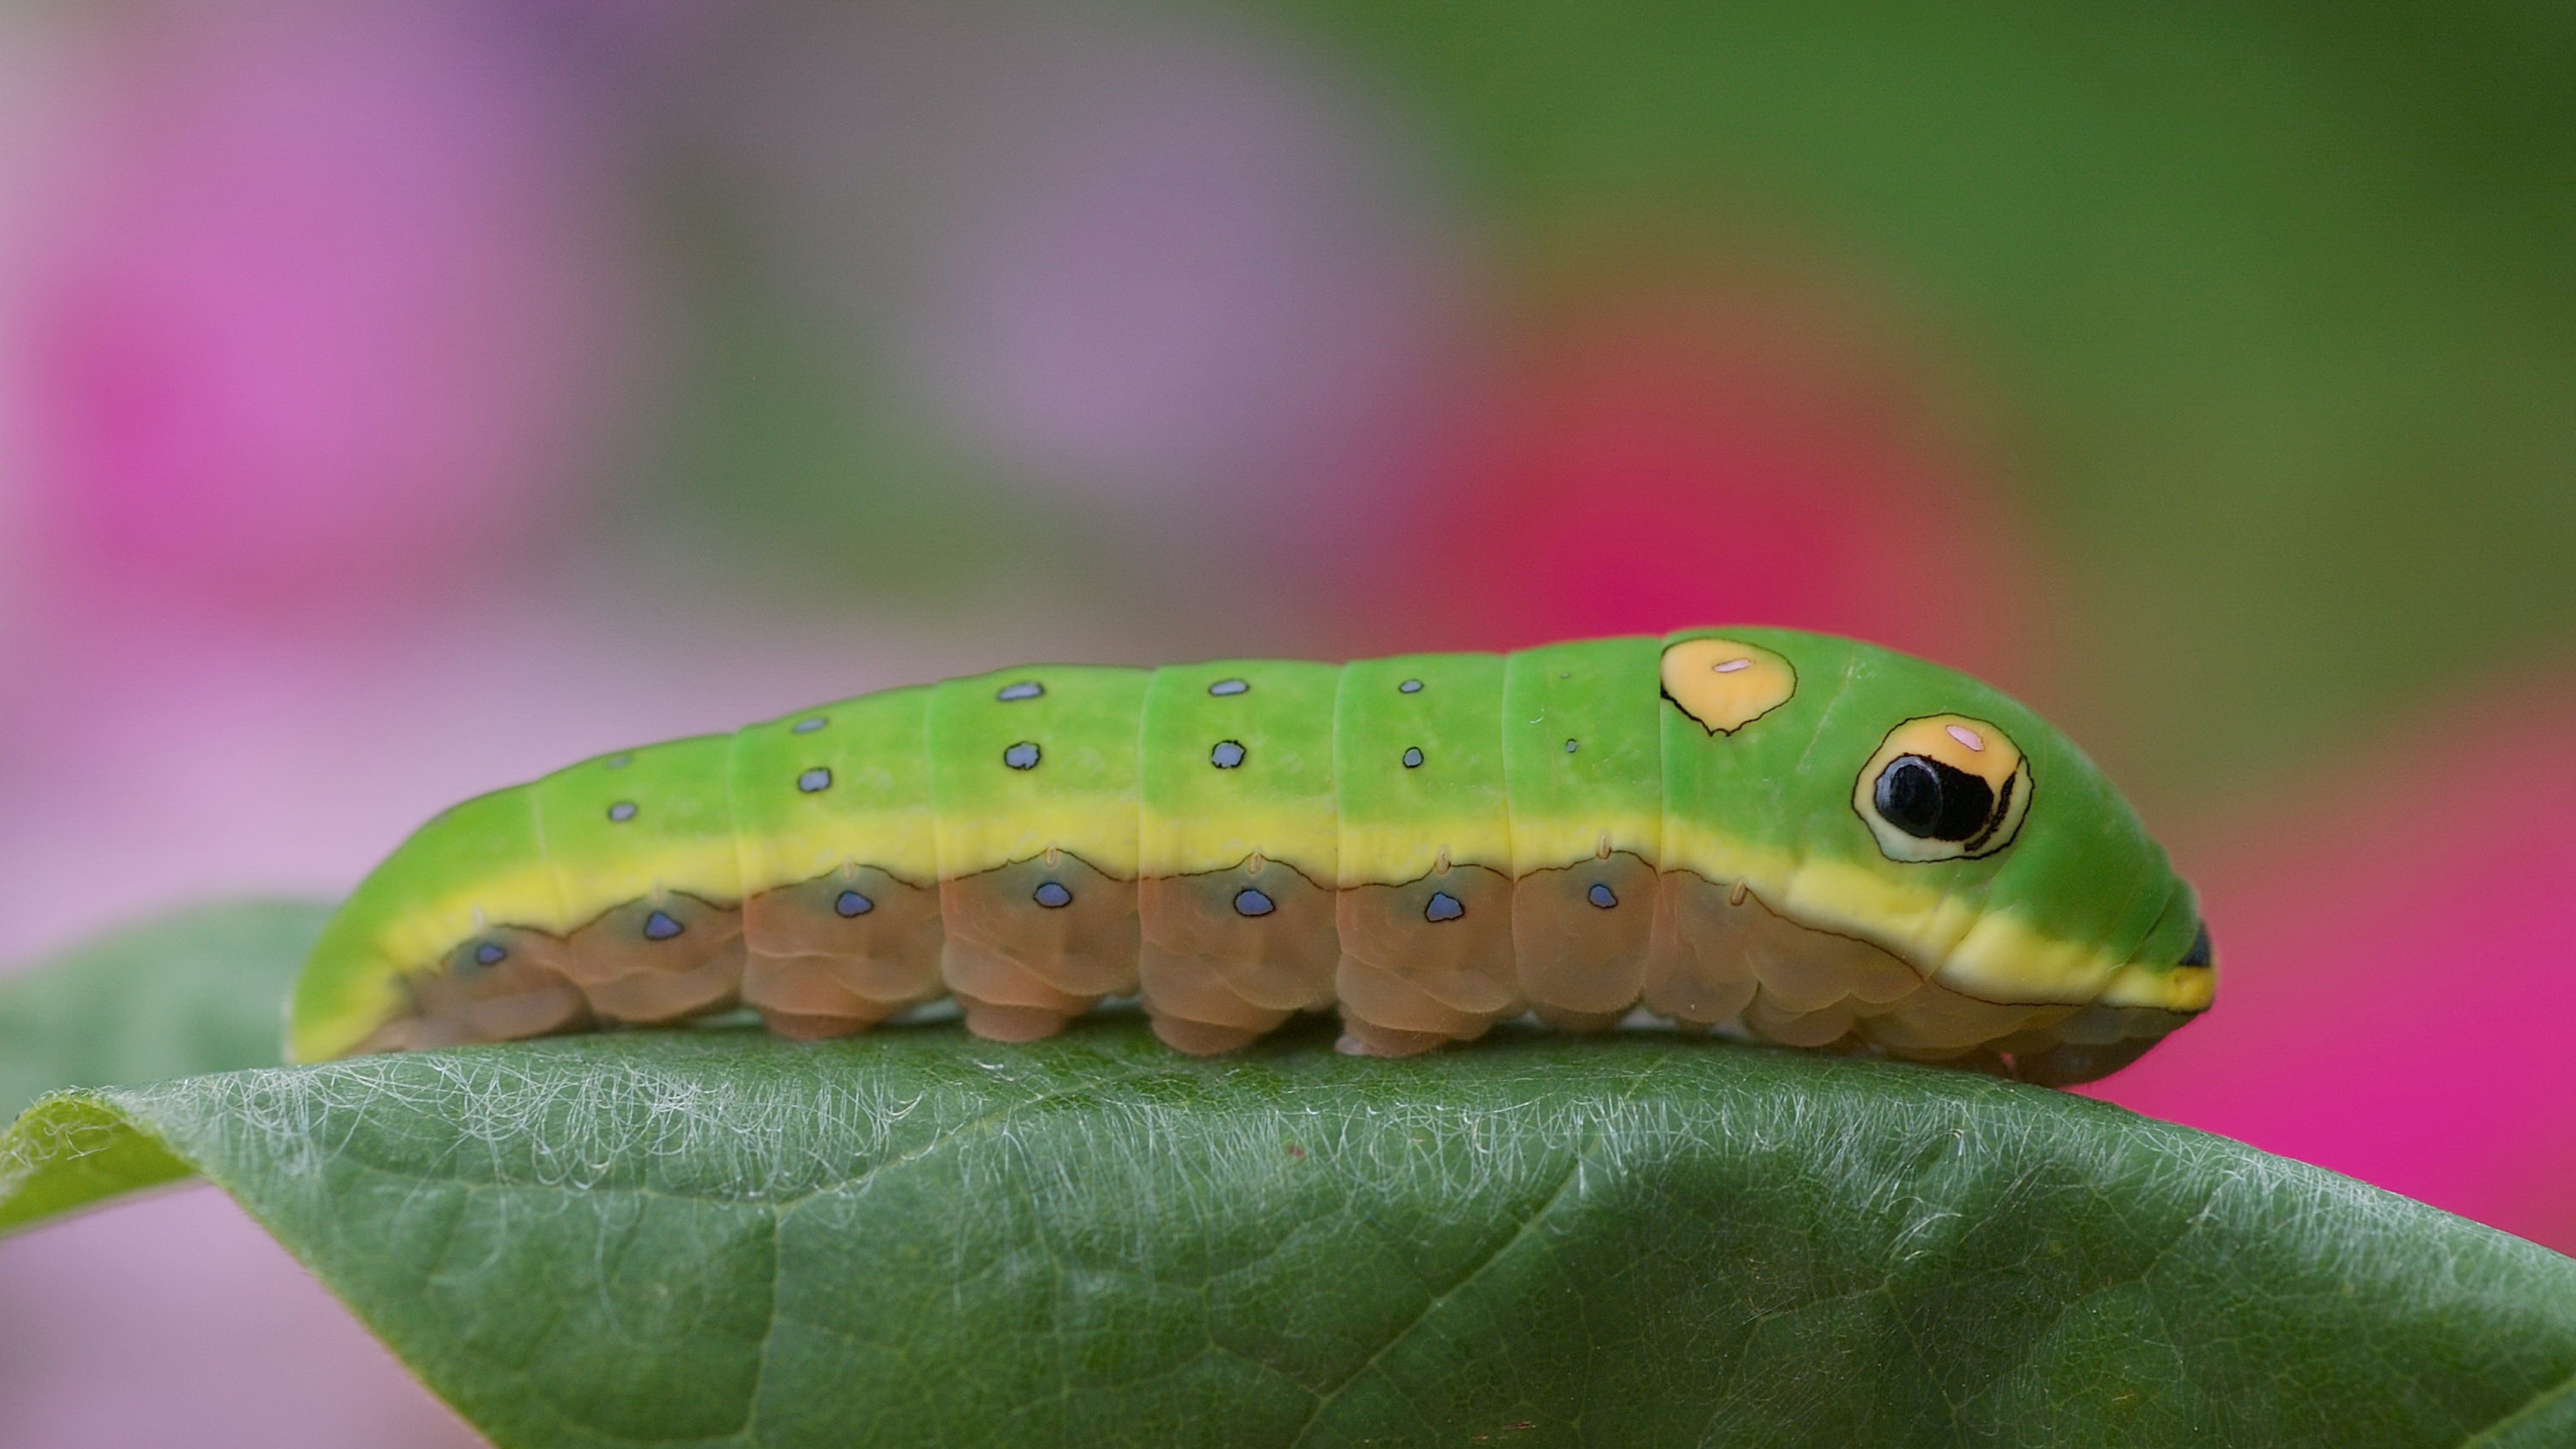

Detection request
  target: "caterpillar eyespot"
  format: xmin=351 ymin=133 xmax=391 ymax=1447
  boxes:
xmin=293 ymin=629 xmax=2213 ymax=1087
xmin=1853 ymin=715 xmax=2034 ymax=863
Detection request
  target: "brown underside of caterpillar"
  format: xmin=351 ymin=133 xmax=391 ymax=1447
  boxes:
xmin=360 ymin=853 xmax=2188 ymax=1085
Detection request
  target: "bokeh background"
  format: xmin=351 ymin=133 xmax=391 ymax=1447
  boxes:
xmin=1 ymin=1 xmax=2571 ymax=1442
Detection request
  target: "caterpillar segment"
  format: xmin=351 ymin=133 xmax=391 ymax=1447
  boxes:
xmin=294 ymin=629 xmax=2216 ymax=1085
xmin=1136 ymin=658 xmax=1344 ymax=1053
xmin=732 ymin=685 xmax=945 ymax=1038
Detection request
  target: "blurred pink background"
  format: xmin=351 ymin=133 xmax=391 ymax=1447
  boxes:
xmin=2 ymin=1 xmax=2571 ymax=1443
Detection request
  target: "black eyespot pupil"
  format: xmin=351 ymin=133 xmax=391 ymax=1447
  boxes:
xmin=1874 ymin=757 xmax=1941 ymax=836
xmin=1874 ymin=754 xmax=1995 ymax=842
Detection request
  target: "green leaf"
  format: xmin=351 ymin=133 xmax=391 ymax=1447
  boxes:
xmin=0 ymin=898 xmax=332 ymax=1122
xmin=5 ymin=1022 xmax=2571 ymax=1447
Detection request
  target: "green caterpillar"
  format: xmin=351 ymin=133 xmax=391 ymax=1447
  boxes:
xmin=292 ymin=629 xmax=2214 ymax=1084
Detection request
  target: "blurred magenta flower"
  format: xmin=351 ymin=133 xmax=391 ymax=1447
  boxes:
xmin=23 ymin=2 xmax=631 ymax=619
xmin=1371 ymin=284 xmax=2039 ymax=677
xmin=2099 ymin=683 xmax=2576 ymax=1252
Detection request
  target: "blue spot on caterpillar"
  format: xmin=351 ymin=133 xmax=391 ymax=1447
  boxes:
xmin=607 ymin=801 xmax=638 ymax=823
xmin=1032 ymin=881 xmax=1073 ymax=909
xmin=1424 ymin=891 xmax=1464 ymax=923
xmin=1003 ymin=741 xmax=1041 ymax=770
xmin=1208 ymin=678 xmax=1249 ymax=696
xmin=796 ymin=767 xmax=832 ymax=793
xmin=472 ymin=942 xmax=506 ymax=967
xmin=1232 ymin=888 xmax=1275 ymax=917
xmin=1210 ymin=740 xmax=1246 ymax=769
xmin=1587 ymin=882 xmax=1618 ymax=909
xmin=642 ymin=910 xmax=683 ymax=941
xmin=996 ymin=681 xmax=1044 ymax=702
xmin=1401 ymin=747 xmax=1424 ymax=769
xmin=834 ymin=890 xmax=873 ymax=918
xmin=791 ymin=716 xmax=826 ymax=734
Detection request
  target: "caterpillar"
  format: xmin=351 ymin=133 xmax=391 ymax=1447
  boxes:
xmin=290 ymin=629 xmax=2214 ymax=1085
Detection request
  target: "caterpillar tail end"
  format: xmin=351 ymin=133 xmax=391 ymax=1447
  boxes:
xmin=290 ymin=786 xmax=584 ymax=1063
xmin=289 ymin=909 xmax=411 ymax=1065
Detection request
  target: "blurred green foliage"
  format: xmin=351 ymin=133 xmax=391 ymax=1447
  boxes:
xmin=0 ymin=900 xmax=325 ymax=1122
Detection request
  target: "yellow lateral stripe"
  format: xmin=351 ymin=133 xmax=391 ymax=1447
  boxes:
xmin=547 ymin=839 xmax=745 ymax=923
xmin=1507 ymin=810 xmax=1663 ymax=873
xmin=933 ymin=802 xmax=1142 ymax=880
xmin=1137 ymin=806 xmax=1338 ymax=882
xmin=379 ymin=818 xmax=2179 ymax=1008
xmin=735 ymin=804 xmax=941 ymax=893
xmin=1666 ymin=828 xmax=2172 ymax=1008
xmin=2097 ymin=963 xmax=2217 ymax=1012
xmin=1336 ymin=818 xmax=1518 ymax=886
xmin=385 ymin=865 xmax=574 ymax=955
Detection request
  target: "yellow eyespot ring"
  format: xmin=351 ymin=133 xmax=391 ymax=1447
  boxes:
xmin=1854 ymin=714 xmax=2033 ymax=863
xmin=1660 ymin=638 xmax=1796 ymax=735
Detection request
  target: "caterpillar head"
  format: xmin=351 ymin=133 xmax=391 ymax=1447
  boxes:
xmin=1660 ymin=627 xmax=2214 ymax=1064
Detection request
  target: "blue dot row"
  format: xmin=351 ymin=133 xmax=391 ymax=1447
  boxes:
xmin=456 ymin=869 xmax=1625 ymax=975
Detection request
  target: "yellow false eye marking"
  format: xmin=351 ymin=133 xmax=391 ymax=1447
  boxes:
xmin=1854 ymin=714 xmax=2033 ymax=863
xmin=1660 ymin=638 xmax=1796 ymax=735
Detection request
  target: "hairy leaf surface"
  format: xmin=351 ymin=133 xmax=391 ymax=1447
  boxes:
xmin=5 ymin=1018 xmax=2573 ymax=1448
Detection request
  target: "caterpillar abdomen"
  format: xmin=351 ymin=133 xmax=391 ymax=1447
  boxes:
xmin=294 ymin=630 xmax=2218 ymax=1085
